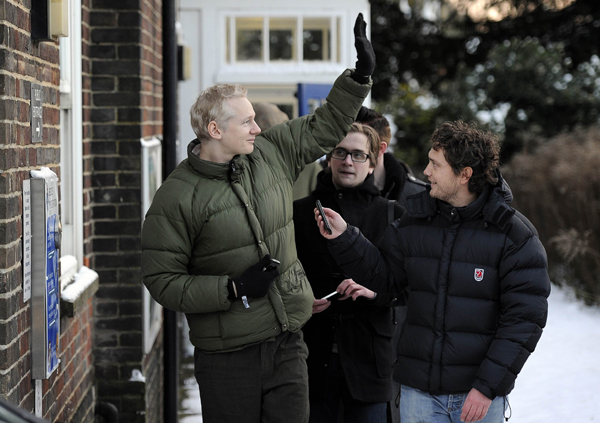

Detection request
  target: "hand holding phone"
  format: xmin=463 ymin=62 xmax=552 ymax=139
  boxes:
xmin=316 ymin=200 xmax=332 ymax=235
xmin=263 ymin=258 xmax=281 ymax=272
xmin=321 ymin=291 xmax=341 ymax=301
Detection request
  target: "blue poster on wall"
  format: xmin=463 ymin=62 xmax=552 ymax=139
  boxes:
xmin=297 ymin=83 xmax=332 ymax=116
xmin=46 ymin=213 xmax=59 ymax=375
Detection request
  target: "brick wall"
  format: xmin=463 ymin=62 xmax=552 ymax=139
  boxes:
xmin=85 ymin=0 xmax=164 ymax=421
xmin=0 ymin=1 xmax=95 ymax=422
xmin=50 ymin=300 xmax=96 ymax=422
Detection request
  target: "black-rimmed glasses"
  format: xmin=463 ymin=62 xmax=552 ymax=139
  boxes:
xmin=331 ymin=148 xmax=370 ymax=163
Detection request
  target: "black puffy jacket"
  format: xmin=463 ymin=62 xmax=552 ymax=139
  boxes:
xmin=328 ymin=174 xmax=550 ymax=399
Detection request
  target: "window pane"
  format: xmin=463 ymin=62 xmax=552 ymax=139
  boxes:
xmin=269 ymin=18 xmax=296 ymax=61
xmin=236 ymin=17 xmax=263 ymax=61
xmin=303 ymin=18 xmax=330 ymax=61
xmin=270 ymin=30 xmax=293 ymax=60
xmin=303 ymin=29 xmax=326 ymax=61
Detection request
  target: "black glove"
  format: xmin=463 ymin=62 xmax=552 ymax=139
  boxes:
xmin=227 ymin=255 xmax=279 ymax=299
xmin=352 ymin=13 xmax=376 ymax=84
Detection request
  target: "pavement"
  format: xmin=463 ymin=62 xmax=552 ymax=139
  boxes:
xmin=178 ymin=317 xmax=203 ymax=423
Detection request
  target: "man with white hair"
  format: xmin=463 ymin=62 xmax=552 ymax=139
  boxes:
xmin=142 ymin=14 xmax=375 ymax=423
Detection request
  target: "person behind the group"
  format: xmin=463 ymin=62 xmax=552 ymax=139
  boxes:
xmin=294 ymin=123 xmax=404 ymax=423
xmin=141 ymin=14 xmax=375 ymax=423
xmin=252 ymin=102 xmax=322 ymax=200
xmin=355 ymin=107 xmax=426 ymax=208
xmin=315 ymin=121 xmax=551 ymax=423
xmin=355 ymin=106 xmax=426 ymax=423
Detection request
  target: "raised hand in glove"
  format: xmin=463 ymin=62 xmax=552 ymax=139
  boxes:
xmin=227 ymin=255 xmax=280 ymax=300
xmin=352 ymin=13 xmax=376 ymax=84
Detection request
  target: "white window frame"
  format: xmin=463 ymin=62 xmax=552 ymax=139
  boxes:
xmin=59 ymin=0 xmax=83 ymax=286
xmin=141 ymin=136 xmax=163 ymax=354
xmin=222 ymin=11 xmax=344 ymax=69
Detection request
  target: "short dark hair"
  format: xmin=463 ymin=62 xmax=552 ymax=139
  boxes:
xmin=430 ymin=121 xmax=500 ymax=194
xmin=355 ymin=106 xmax=391 ymax=145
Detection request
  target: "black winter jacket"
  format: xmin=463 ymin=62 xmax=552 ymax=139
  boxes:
xmin=328 ymin=174 xmax=550 ymax=400
xmin=293 ymin=170 xmax=404 ymax=402
xmin=380 ymin=152 xmax=427 ymax=209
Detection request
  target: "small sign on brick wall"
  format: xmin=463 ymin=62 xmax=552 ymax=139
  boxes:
xmin=31 ymin=83 xmax=43 ymax=143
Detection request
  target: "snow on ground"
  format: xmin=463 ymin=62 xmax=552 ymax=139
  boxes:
xmin=177 ymin=284 xmax=600 ymax=422
xmin=508 ymin=285 xmax=600 ymax=423
xmin=178 ymin=317 xmax=203 ymax=423
xmin=178 ymin=367 xmax=202 ymax=423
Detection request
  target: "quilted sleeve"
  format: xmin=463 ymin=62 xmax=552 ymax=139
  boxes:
xmin=472 ymin=231 xmax=551 ymax=399
xmin=141 ymin=178 xmax=232 ymax=314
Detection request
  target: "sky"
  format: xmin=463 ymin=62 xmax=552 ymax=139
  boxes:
xmin=401 ymin=0 xmax=579 ymax=23
xmin=178 ymin=283 xmax=600 ymax=423
xmin=447 ymin=0 xmax=577 ymax=21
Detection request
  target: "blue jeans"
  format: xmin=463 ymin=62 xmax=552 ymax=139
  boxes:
xmin=400 ymin=385 xmax=507 ymax=423
xmin=309 ymin=353 xmax=387 ymax=423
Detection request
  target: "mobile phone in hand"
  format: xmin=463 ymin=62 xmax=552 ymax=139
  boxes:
xmin=263 ymin=258 xmax=281 ymax=272
xmin=321 ymin=291 xmax=341 ymax=300
xmin=316 ymin=200 xmax=333 ymax=235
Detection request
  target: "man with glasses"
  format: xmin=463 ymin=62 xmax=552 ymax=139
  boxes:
xmin=293 ymin=123 xmax=405 ymax=423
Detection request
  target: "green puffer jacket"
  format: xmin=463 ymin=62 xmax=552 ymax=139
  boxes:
xmin=142 ymin=69 xmax=371 ymax=352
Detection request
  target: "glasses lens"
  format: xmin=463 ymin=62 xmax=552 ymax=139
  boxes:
xmin=351 ymin=152 xmax=368 ymax=163
xmin=331 ymin=149 xmax=368 ymax=162
xmin=332 ymin=149 xmax=347 ymax=160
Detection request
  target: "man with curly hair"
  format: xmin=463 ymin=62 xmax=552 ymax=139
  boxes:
xmin=314 ymin=121 xmax=551 ymax=423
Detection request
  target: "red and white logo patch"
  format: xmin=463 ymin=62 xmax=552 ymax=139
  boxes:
xmin=474 ymin=268 xmax=484 ymax=282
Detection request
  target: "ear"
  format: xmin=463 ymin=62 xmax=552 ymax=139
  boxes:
xmin=207 ymin=121 xmax=222 ymax=139
xmin=379 ymin=141 xmax=388 ymax=157
xmin=460 ymin=167 xmax=473 ymax=186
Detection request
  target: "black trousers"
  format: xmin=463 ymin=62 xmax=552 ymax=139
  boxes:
xmin=194 ymin=330 xmax=309 ymax=423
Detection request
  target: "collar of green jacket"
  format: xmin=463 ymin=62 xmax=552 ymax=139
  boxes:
xmin=187 ymin=139 xmax=246 ymax=181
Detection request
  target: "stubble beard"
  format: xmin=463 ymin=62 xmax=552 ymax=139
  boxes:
xmin=431 ymin=180 xmax=461 ymax=205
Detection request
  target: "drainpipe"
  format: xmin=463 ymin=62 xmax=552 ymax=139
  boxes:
xmin=163 ymin=0 xmax=178 ymax=176
xmin=162 ymin=0 xmax=179 ymax=422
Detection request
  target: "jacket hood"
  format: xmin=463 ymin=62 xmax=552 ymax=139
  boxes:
xmin=481 ymin=169 xmax=515 ymax=230
xmin=381 ymin=152 xmax=410 ymax=199
xmin=495 ymin=168 xmax=513 ymax=204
